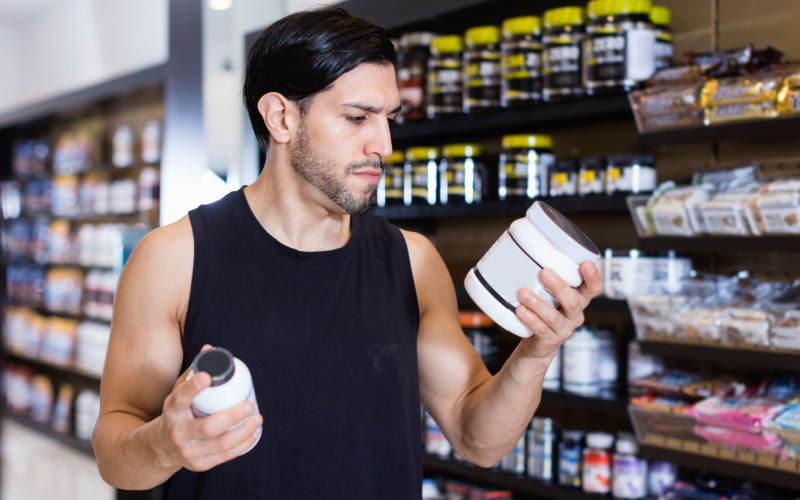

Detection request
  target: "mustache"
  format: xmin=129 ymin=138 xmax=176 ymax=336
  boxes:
xmin=344 ymin=158 xmax=385 ymax=175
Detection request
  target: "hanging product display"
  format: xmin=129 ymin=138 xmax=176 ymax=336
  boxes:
xmin=501 ymin=16 xmax=544 ymax=107
xmin=463 ymin=25 xmax=503 ymax=113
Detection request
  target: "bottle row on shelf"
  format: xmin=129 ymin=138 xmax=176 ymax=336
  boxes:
xmin=7 ymin=219 xmax=142 ymax=268
xmin=4 ymin=363 xmax=100 ymax=442
xmin=628 ymin=369 xmax=800 ymax=466
xmin=629 ymin=272 xmax=800 ymax=352
xmin=5 ymin=307 xmax=111 ymax=377
xmin=7 ymin=265 xmax=117 ymax=321
xmin=1 ymin=166 xmax=159 ymax=220
xmin=630 ymin=166 xmax=800 ymax=238
xmin=376 ymin=140 xmax=655 ymax=208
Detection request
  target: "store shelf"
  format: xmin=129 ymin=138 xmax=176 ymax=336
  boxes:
xmin=639 ymin=116 xmax=800 ymax=147
xmin=638 ymin=235 xmax=800 ymax=253
xmin=4 ymin=410 xmax=94 ymax=457
xmin=372 ymin=196 xmax=630 ymax=221
xmin=638 ymin=436 xmax=799 ymax=490
xmin=541 ymin=390 xmax=628 ymax=415
xmin=638 ymin=339 xmax=800 ymax=372
xmin=5 ymin=352 xmax=102 ymax=385
xmin=586 ymin=297 xmax=630 ymax=314
xmin=390 ymin=95 xmax=632 ymax=145
xmin=423 ymin=454 xmax=592 ymax=500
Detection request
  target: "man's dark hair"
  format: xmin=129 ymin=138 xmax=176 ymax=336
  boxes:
xmin=243 ymin=6 xmax=397 ymax=152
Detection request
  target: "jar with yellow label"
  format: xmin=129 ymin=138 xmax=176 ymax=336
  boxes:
xmin=650 ymin=6 xmax=672 ymax=70
xmin=439 ymin=144 xmax=487 ymax=204
xmin=428 ymin=35 xmax=465 ymax=119
xmin=549 ymin=159 xmax=579 ymax=197
xmin=501 ymin=16 xmax=543 ymax=108
xmin=578 ymin=157 xmax=607 ymax=196
xmin=543 ymin=7 xmax=586 ymax=102
xmin=498 ymin=134 xmax=556 ymax=200
xmin=405 ymin=147 xmax=440 ymax=205
xmin=376 ymin=150 xmax=406 ymax=207
xmin=463 ymin=26 xmax=502 ymax=113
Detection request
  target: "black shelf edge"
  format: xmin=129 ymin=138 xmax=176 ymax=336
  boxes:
xmin=390 ymin=95 xmax=632 ymax=145
xmin=541 ymin=390 xmax=629 ymax=416
xmin=372 ymin=196 xmax=630 ymax=221
xmin=639 ymin=116 xmax=800 ymax=147
xmin=639 ymin=445 xmax=800 ymax=491
xmin=0 ymin=64 xmax=165 ymax=129
xmin=5 ymin=352 xmax=102 ymax=384
xmin=423 ymin=454 xmax=592 ymax=500
xmin=638 ymin=235 xmax=800 ymax=253
xmin=4 ymin=410 xmax=95 ymax=457
xmin=638 ymin=341 xmax=800 ymax=372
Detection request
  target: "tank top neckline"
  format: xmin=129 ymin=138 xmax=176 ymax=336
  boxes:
xmin=234 ymin=186 xmax=361 ymax=264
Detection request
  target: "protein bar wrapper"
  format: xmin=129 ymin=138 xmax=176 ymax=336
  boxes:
xmin=700 ymin=73 xmax=784 ymax=107
xmin=704 ymin=101 xmax=779 ymax=125
xmin=777 ymin=70 xmax=800 ymax=116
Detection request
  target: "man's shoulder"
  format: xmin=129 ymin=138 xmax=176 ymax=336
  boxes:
xmin=126 ymin=216 xmax=194 ymax=280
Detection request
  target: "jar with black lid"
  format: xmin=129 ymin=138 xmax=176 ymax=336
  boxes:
xmin=650 ymin=6 xmax=673 ymax=70
xmin=397 ymin=32 xmax=438 ymax=124
xmin=501 ymin=16 xmax=543 ymax=108
xmin=542 ymin=7 xmax=586 ymax=102
xmin=376 ymin=150 xmax=405 ymax=207
xmin=549 ymin=159 xmax=579 ymax=197
xmin=427 ymin=35 xmax=465 ymax=119
xmin=463 ymin=26 xmax=502 ymax=113
xmin=440 ymin=144 xmax=487 ymax=204
xmin=405 ymin=147 xmax=440 ymax=205
xmin=605 ymin=154 xmax=657 ymax=195
xmin=498 ymin=134 xmax=555 ymax=200
xmin=578 ymin=157 xmax=607 ymax=196
xmin=585 ymin=0 xmax=656 ymax=95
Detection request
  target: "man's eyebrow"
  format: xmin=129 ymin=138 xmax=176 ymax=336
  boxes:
xmin=342 ymin=102 xmax=403 ymax=115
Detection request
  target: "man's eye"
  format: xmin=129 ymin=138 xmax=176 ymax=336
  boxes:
xmin=347 ymin=116 xmax=366 ymax=124
xmin=388 ymin=117 xmax=398 ymax=126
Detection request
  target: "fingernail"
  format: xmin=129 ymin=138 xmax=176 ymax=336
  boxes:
xmin=246 ymin=403 xmax=255 ymax=415
xmin=520 ymin=289 xmax=533 ymax=302
xmin=194 ymin=376 xmax=205 ymax=389
xmin=542 ymin=269 xmax=555 ymax=282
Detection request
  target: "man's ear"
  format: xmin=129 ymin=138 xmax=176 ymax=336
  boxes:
xmin=257 ymin=92 xmax=299 ymax=145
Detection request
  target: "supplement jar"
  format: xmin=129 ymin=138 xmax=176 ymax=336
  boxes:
xmin=397 ymin=32 xmax=438 ymax=124
xmin=527 ymin=417 xmax=556 ymax=482
xmin=376 ymin=150 xmax=405 ymax=207
xmin=582 ymin=432 xmax=614 ymax=495
xmin=606 ymin=154 xmax=657 ymax=195
xmin=405 ymin=147 xmax=440 ymax=205
xmin=543 ymin=6 xmax=586 ymax=102
xmin=562 ymin=326 xmax=611 ymax=396
xmin=585 ymin=0 xmax=656 ymax=95
xmin=439 ymin=143 xmax=487 ymax=204
xmin=427 ymin=35 xmax=465 ymax=119
xmin=498 ymin=134 xmax=555 ymax=200
xmin=612 ymin=436 xmax=648 ymax=499
xmin=189 ymin=347 xmax=261 ymax=452
xmin=463 ymin=26 xmax=502 ymax=113
xmin=501 ymin=16 xmax=544 ymax=107
xmin=559 ymin=430 xmax=585 ymax=488
xmin=500 ymin=433 xmax=526 ymax=475
xmin=549 ymin=159 xmax=579 ymax=197
xmin=650 ymin=6 xmax=673 ymax=70
xmin=578 ymin=157 xmax=607 ymax=196
xmin=464 ymin=201 xmax=600 ymax=337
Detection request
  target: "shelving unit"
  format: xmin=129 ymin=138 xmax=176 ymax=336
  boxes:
xmin=4 ymin=410 xmax=95 ymax=457
xmin=638 ymin=116 xmax=800 ymax=147
xmin=541 ymin=390 xmax=628 ymax=416
xmin=5 ymin=352 xmax=102 ymax=384
xmin=638 ymin=340 xmax=800 ymax=372
xmin=638 ymin=236 xmax=800 ymax=253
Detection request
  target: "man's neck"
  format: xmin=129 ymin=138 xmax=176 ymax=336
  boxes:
xmin=243 ymin=159 xmax=351 ymax=253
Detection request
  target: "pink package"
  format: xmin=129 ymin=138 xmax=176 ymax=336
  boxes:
xmin=694 ymin=425 xmax=783 ymax=454
xmin=686 ymin=396 xmax=785 ymax=433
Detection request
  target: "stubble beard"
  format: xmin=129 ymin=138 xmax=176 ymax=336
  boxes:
xmin=290 ymin=122 xmax=383 ymax=215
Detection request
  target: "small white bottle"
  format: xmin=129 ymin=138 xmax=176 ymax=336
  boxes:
xmin=189 ymin=347 xmax=261 ymax=453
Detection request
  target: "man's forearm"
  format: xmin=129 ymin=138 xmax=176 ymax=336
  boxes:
xmin=455 ymin=347 xmax=555 ymax=467
xmin=93 ymin=412 xmax=180 ymax=490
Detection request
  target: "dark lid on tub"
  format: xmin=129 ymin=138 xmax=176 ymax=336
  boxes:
xmin=527 ymin=201 xmax=601 ymax=264
xmin=579 ymin=157 xmax=608 ymax=170
xmin=192 ymin=347 xmax=235 ymax=387
xmin=607 ymin=154 xmax=655 ymax=167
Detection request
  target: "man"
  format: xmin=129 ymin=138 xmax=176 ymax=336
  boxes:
xmin=93 ymin=6 xmax=602 ymax=499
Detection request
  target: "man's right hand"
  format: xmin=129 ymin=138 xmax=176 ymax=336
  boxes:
xmin=153 ymin=361 xmax=263 ymax=472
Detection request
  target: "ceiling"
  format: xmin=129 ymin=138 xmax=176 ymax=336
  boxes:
xmin=0 ymin=0 xmax=62 ymax=23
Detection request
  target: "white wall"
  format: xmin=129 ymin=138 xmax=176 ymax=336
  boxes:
xmin=0 ymin=0 xmax=167 ymax=116
xmin=0 ymin=26 xmax=21 ymax=113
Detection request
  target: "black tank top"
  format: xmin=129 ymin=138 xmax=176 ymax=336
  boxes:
xmin=161 ymin=188 xmax=422 ymax=499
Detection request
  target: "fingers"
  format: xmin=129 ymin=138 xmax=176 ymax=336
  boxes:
xmin=168 ymin=368 xmax=210 ymax=413
xmin=516 ymin=287 xmax=563 ymax=336
xmin=189 ymin=401 xmax=258 ymax=439
xmin=577 ymin=261 xmax=604 ymax=301
xmin=182 ymin=414 xmax=263 ymax=471
xmin=538 ymin=269 xmax=584 ymax=325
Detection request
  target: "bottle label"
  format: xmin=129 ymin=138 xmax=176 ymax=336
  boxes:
xmin=613 ymin=456 xmax=648 ymax=499
xmin=583 ymin=453 xmax=611 ymax=493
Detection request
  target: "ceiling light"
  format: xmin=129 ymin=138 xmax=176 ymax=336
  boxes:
xmin=209 ymin=0 xmax=233 ymax=10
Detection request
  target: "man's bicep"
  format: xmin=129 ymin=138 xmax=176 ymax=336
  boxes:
xmin=403 ymin=230 xmax=490 ymax=438
xmin=99 ymin=223 xmax=192 ymax=422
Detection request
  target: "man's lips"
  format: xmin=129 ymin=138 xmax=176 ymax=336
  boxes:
xmin=353 ymin=169 xmax=383 ymax=182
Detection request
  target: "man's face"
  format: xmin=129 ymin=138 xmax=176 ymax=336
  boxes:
xmin=289 ymin=63 xmax=401 ymax=215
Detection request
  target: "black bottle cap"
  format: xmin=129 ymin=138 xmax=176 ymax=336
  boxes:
xmin=192 ymin=347 xmax=235 ymax=387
